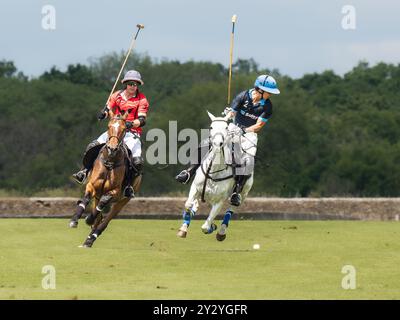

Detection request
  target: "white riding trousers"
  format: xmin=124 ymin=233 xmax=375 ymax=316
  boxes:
xmin=96 ymin=131 xmax=142 ymax=158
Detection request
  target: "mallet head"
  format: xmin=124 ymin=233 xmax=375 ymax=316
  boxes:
xmin=137 ymin=24 xmax=145 ymax=29
xmin=231 ymin=15 xmax=237 ymax=23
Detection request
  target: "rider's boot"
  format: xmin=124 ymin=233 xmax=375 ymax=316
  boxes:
xmin=72 ymin=140 xmax=100 ymax=184
xmin=175 ymin=143 xmax=209 ymax=184
xmin=124 ymin=156 xmax=143 ymax=198
xmin=124 ymin=171 xmax=135 ymax=198
xmin=230 ymin=174 xmax=251 ymax=206
xmin=175 ymin=163 xmax=200 ymax=184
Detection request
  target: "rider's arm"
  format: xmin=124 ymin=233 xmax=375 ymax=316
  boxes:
xmin=131 ymin=95 xmax=149 ymax=128
xmin=245 ymin=118 xmax=267 ymax=133
xmin=99 ymin=93 xmax=119 ymax=120
xmin=244 ymin=101 xmax=273 ymax=133
xmin=131 ymin=113 xmax=147 ymax=128
xmin=227 ymin=110 xmax=236 ymax=119
xmin=229 ymin=91 xmax=246 ymax=116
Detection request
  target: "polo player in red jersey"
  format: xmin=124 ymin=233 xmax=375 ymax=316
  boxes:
xmin=72 ymin=70 xmax=149 ymax=198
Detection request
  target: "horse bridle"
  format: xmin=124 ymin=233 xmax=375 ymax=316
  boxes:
xmin=107 ymin=134 xmax=125 ymax=149
xmin=200 ymin=119 xmax=233 ymax=202
xmin=209 ymin=118 xmax=229 ymax=146
xmin=107 ymin=116 xmax=127 ymax=150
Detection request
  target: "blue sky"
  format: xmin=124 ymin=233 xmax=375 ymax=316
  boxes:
xmin=1 ymin=0 xmax=399 ymax=78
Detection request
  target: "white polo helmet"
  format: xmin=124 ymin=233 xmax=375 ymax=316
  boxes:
xmin=121 ymin=70 xmax=144 ymax=85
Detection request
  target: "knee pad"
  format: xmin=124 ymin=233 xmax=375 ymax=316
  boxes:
xmin=85 ymin=140 xmax=100 ymax=152
xmin=83 ymin=140 xmax=102 ymax=169
xmin=132 ymin=156 xmax=144 ymax=174
xmin=133 ymin=156 xmax=144 ymax=166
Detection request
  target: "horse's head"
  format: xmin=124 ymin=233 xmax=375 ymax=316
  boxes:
xmin=106 ymin=109 xmax=129 ymax=156
xmin=207 ymin=111 xmax=230 ymax=149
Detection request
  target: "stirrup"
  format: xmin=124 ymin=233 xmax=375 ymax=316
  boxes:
xmin=175 ymin=170 xmax=191 ymax=184
xmin=72 ymin=170 xmax=87 ymax=184
xmin=124 ymin=185 xmax=135 ymax=198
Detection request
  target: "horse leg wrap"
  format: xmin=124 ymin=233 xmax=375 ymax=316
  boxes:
xmin=96 ymin=193 xmax=113 ymax=212
xmin=182 ymin=208 xmax=195 ymax=226
xmin=75 ymin=195 xmax=90 ymax=217
xmin=77 ymin=194 xmax=90 ymax=208
xmin=75 ymin=204 xmax=85 ymax=217
xmin=88 ymin=232 xmax=98 ymax=240
xmin=92 ymin=229 xmax=103 ymax=238
xmin=222 ymin=210 xmax=233 ymax=227
xmin=206 ymin=223 xmax=217 ymax=234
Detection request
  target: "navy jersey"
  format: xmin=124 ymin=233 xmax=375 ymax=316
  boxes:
xmin=231 ymin=89 xmax=273 ymax=128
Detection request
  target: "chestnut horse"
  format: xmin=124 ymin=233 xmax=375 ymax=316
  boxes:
xmin=69 ymin=110 xmax=142 ymax=247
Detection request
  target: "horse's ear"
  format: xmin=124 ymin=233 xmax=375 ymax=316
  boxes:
xmin=207 ymin=110 xmax=216 ymax=122
xmin=122 ymin=110 xmax=129 ymax=120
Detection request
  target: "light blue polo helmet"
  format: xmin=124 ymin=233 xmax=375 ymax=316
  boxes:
xmin=254 ymin=75 xmax=280 ymax=94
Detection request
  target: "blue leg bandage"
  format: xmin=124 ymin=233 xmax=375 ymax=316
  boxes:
xmin=182 ymin=208 xmax=195 ymax=226
xmin=222 ymin=210 xmax=233 ymax=227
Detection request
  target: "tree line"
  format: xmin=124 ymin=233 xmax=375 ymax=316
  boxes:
xmin=0 ymin=55 xmax=399 ymax=197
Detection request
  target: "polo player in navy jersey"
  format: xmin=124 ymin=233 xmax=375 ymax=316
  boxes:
xmin=175 ymin=74 xmax=280 ymax=206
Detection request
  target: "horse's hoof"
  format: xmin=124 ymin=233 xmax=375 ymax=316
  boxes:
xmin=69 ymin=220 xmax=78 ymax=228
xmin=85 ymin=215 xmax=95 ymax=226
xmin=216 ymin=233 xmax=226 ymax=241
xmin=177 ymin=230 xmax=187 ymax=238
xmin=202 ymin=223 xmax=217 ymax=234
xmin=82 ymin=241 xmax=93 ymax=248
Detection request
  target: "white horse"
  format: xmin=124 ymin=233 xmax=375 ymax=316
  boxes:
xmin=177 ymin=111 xmax=255 ymax=241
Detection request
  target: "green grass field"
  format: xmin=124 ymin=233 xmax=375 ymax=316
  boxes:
xmin=0 ymin=219 xmax=399 ymax=300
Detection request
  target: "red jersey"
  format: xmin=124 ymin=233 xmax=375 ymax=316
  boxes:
xmin=108 ymin=90 xmax=149 ymax=135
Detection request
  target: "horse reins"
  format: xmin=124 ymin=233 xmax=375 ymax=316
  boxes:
xmin=200 ymin=141 xmax=235 ymax=203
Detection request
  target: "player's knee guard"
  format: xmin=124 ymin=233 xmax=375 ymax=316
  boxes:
xmin=132 ymin=156 xmax=144 ymax=176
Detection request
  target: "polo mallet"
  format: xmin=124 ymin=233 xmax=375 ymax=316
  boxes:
xmin=105 ymin=24 xmax=145 ymax=107
xmin=227 ymin=15 xmax=237 ymax=105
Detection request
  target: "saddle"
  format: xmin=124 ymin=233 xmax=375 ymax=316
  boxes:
xmin=83 ymin=143 xmax=105 ymax=169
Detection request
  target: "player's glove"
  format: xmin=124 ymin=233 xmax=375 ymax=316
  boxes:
xmin=230 ymin=125 xmax=246 ymax=136
xmin=98 ymin=111 xmax=107 ymax=120
xmin=222 ymin=106 xmax=233 ymax=116
xmin=126 ymin=121 xmax=134 ymax=130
